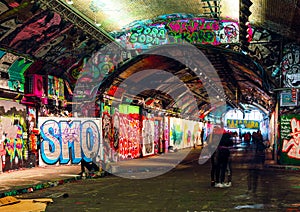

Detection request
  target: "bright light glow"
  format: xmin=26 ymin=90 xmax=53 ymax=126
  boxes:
xmin=220 ymin=0 xmax=239 ymax=21
xmin=84 ymin=0 xmax=133 ymax=29
xmin=66 ymin=0 xmax=74 ymax=5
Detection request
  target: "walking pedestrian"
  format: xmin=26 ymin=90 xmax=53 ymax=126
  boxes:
xmin=214 ymin=124 xmax=233 ymax=188
xmin=255 ymin=130 xmax=266 ymax=166
xmin=209 ymin=123 xmax=233 ymax=188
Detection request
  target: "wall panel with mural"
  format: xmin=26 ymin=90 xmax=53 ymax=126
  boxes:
xmin=118 ymin=104 xmax=141 ymax=159
xmin=279 ymin=114 xmax=300 ymax=165
xmin=38 ymin=117 xmax=102 ymax=166
xmin=37 ymin=104 xmax=207 ymax=168
xmin=0 ymin=99 xmax=27 ymax=172
xmin=169 ymin=117 xmax=201 ymax=150
xmin=278 ymin=44 xmax=300 ymax=165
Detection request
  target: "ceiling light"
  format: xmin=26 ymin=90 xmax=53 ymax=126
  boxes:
xmin=66 ymin=0 xmax=74 ymax=5
xmin=95 ymin=22 xmax=101 ymax=27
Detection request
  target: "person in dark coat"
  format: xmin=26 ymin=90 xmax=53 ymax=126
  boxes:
xmin=210 ymin=124 xmax=233 ymax=188
xmin=215 ymin=126 xmax=233 ymax=188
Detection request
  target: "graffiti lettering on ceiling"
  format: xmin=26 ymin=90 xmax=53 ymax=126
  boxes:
xmin=119 ymin=19 xmax=240 ymax=49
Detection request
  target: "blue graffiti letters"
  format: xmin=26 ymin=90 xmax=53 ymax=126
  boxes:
xmin=40 ymin=118 xmax=101 ymax=165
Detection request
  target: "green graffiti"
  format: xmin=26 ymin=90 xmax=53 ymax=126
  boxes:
xmin=171 ymin=124 xmax=183 ymax=145
xmin=130 ymin=26 xmax=166 ymax=44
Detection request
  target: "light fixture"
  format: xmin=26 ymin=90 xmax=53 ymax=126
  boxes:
xmin=95 ymin=22 xmax=101 ymax=27
xmin=66 ymin=0 xmax=74 ymax=5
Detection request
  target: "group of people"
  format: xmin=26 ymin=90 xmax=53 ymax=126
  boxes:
xmin=209 ymin=123 xmax=234 ymax=188
xmin=208 ymin=124 xmax=270 ymax=188
xmin=243 ymin=130 xmax=264 ymax=146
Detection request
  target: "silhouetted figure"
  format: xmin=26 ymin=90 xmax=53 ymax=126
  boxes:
xmin=210 ymin=124 xmax=233 ymax=188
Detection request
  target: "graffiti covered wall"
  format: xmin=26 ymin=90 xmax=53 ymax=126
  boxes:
xmin=118 ymin=104 xmax=141 ymax=159
xmin=280 ymin=114 xmax=300 ymax=165
xmin=38 ymin=117 xmax=102 ymax=166
xmin=281 ymin=44 xmax=300 ymax=88
xmin=169 ymin=117 xmax=199 ymax=150
xmin=0 ymin=50 xmax=32 ymax=92
xmin=0 ymin=99 xmax=27 ymax=172
xmin=142 ymin=116 xmax=155 ymax=157
xmin=116 ymin=17 xmax=239 ymax=50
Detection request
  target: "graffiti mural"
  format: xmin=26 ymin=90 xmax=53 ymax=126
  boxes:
xmin=129 ymin=26 xmax=167 ymax=46
xmin=193 ymin=122 xmax=202 ymax=146
xmin=183 ymin=119 xmax=201 ymax=148
xmin=101 ymin=111 xmax=117 ymax=164
xmin=117 ymin=15 xmax=240 ymax=50
xmin=0 ymin=1 xmax=100 ymax=88
xmin=39 ymin=117 xmax=101 ymax=166
xmin=170 ymin=118 xmax=184 ymax=149
xmin=8 ymin=57 xmax=33 ymax=92
xmin=280 ymin=115 xmax=300 ymax=165
xmin=74 ymin=45 xmax=124 ymax=99
xmin=118 ymin=104 xmax=140 ymax=159
xmin=0 ymin=50 xmax=32 ymax=92
xmin=142 ymin=117 xmax=155 ymax=156
xmin=112 ymin=108 xmax=120 ymax=150
xmin=154 ymin=117 xmax=163 ymax=153
xmin=0 ymin=99 xmax=26 ymax=172
xmin=281 ymin=44 xmax=300 ymax=87
xmin=218 ymin=21 xmax=239 ymax=44
xmin=164 ymin=116 xmax=169 ymax=152
xmin=169 ymin=117 xmax=204 ymax=150
xmin=166 ymin=18 xmax=219 ymax=44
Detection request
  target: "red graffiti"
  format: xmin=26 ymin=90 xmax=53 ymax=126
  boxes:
xmin=118 ymin=114 xmax=140 ymax=159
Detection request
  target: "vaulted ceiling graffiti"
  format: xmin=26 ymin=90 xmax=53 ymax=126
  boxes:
xmin=0 ymin=0 xmax=299 ymax=117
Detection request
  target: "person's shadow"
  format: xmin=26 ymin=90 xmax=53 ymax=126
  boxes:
xmin=246 ymin=147 xmax=265 ymax=198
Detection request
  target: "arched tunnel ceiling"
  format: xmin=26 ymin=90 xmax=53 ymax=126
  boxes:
xmin=0 ymin=0 xmax=298 ymax=117
xmin=93 ymin=44 xmax=275 ymax=117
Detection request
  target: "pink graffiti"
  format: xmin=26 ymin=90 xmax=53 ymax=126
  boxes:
xmin=9 ymin=13 xmax=61 ymax=52
xmin=282 ymin=118 xmax=300 ymax=159
xmin=167 ymin=19 xmax=219 ymax=34
xmin=5 ymin=138 xmax=15 ymax=162
xmin=164 ymin=117 xmax=169 ymax=151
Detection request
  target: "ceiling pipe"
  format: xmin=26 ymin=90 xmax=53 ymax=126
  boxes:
xmin=251 ymin=101 xmax=269 ymax=116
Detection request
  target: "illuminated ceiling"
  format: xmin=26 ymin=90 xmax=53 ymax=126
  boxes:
xmin=65 ymin=0 xmax=238 ymax=32
xmin=63 ymin=0 xmax=299 ymax=41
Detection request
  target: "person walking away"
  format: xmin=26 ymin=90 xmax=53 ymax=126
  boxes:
xmin=244 ymin=132 xmax=251 ymax=147
xmin=209 ymin=126 xmax=221 ymax=187
xmin=255 ymin=130 xmax=266 ymax=167
xmin=213 ymin=124 xmax=233 ymax=188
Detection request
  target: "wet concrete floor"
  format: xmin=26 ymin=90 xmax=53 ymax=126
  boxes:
xmin=16 ymin=147 xmax=300 ymax=212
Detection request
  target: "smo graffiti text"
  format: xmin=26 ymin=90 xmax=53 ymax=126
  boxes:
xmin=39 ymin=118 xmax=101 ymax=165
